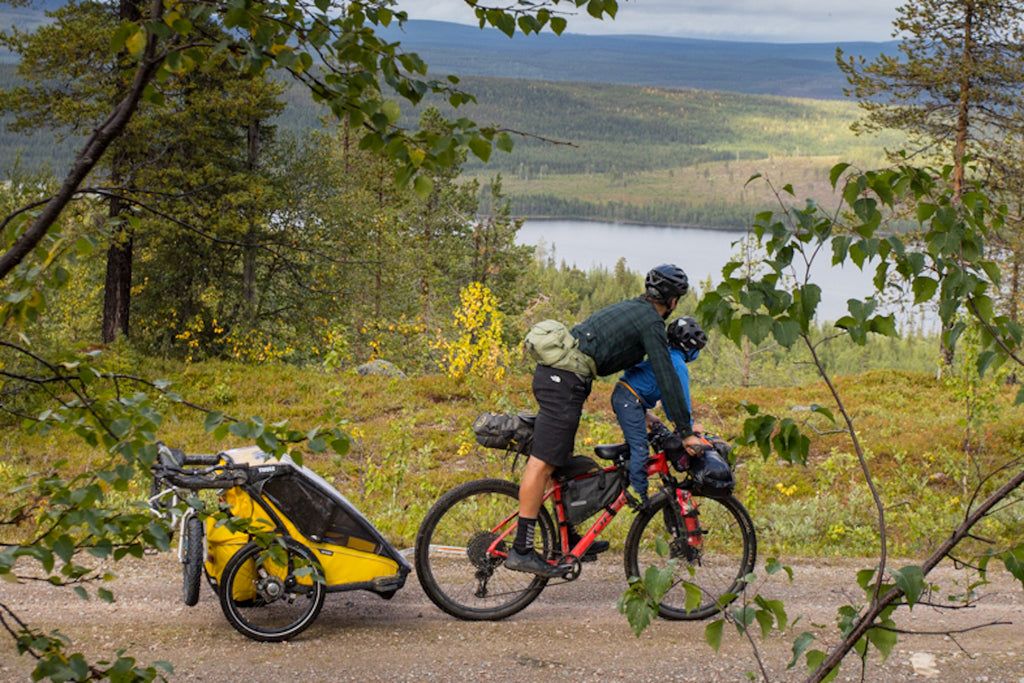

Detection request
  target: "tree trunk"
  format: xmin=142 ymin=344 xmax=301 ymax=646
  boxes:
xmin=99 ymin=0 xmax=146 ymax=344
xmin=1007 ymin=221 xmax=1021 ymax=385
xmin=242 ymin=120 xmax=260 ymax=314
xmin=939 ymin=0 xmax=975 ymax=371
xmin=101 ymin=194 xmax=133 ymax=343
xmin=951 ymin=0 xmax=975 ymax=201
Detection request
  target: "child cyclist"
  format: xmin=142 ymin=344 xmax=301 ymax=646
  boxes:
xmin=611 ymin=316 xmax=707 ymax=505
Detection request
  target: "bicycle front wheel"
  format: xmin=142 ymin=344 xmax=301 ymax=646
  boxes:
xmin=414 ymin=478 xmax=555 ymax=621
xmin=218 ymin=539 xmax=325 ymax=642
xmin=624 ymin=492 xmax=756 ymax=621
xmin=182 ymin=515 xmax=204 ymax=607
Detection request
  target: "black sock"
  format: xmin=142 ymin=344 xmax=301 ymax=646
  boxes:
xmin=514 ymin=516 xmax=537 ymax=554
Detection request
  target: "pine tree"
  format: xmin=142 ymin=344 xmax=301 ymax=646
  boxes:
xmin=838 ymin=0 xmax=1024 ymax=364
xmin=0 ymin=0 xmax=286 ymax=344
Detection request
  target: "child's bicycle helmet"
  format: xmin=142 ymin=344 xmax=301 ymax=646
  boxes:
xmin=667 ymin=316 xmax=707 ymax=352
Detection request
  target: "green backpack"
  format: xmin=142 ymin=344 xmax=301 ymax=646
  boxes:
xmin=523 ymin=319 xmax=576 ymax=366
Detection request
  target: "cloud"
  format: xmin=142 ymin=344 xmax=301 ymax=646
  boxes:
xmin=397 ymin=0 xmax=898 ymax=43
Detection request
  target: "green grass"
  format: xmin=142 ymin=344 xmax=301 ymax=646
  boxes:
xmin=4 ymin=357 xmax=1022 ymax=560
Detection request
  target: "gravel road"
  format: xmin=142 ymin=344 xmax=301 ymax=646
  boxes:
xmin=1 ymin=552 xmax=1022 ymax=682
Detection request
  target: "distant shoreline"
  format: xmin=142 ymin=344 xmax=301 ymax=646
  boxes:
xmin=511 ymin=215 xmax=746 ymax=233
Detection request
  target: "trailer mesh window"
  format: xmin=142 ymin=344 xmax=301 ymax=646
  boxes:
xmin=261 ymin=473 xmax=382 ymax=554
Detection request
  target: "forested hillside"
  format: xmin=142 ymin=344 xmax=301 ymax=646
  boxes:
xmin=436 ymin=78 xmax=871 ymax=174
xmin=379 ymin=20 xmax=896 ymax=100
xmin=425 ymin=77 xmax=898 ymax=226
xmin=0 ymin=10 xmax=900 ymax=228
xmin=1 ymin=62 xmax=895 ymax=227
xmin=0 ymin=63 xmax=78 ymax=168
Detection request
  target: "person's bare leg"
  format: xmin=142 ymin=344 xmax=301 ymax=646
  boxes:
xmin=506 ymin=455 xmax=563 ymax=576
xmin=518 ymin=455 xmax=554 ymax=517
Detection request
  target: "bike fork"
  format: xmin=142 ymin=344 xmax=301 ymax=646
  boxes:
xmin=674 ymin=489 xmax=704 ymax=550
xmin=177 ymin=509 xmax=196 ymax=564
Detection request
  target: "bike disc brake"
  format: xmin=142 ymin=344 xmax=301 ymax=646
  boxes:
xmin=670 ymin=536 xmax=702 ymax=563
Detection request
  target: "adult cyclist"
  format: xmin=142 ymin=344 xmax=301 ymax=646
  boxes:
xmin=507 ymin=264 xmax=705 ymax=577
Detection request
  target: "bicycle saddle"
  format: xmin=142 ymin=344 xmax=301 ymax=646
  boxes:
xmin=593 ymin=443 xmax=629 ymax=461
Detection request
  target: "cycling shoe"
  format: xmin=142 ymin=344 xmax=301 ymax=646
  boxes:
xmin=505 ymin=549 xmax=566 ymax=578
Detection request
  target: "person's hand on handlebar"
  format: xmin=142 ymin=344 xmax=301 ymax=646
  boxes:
xmin=682 ymin=433 xmax=705 ymax=456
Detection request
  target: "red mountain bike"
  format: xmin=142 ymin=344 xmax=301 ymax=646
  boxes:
xmin=414 ymin=419 xmax=757 ymax=621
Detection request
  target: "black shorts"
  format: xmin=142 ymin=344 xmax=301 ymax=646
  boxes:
xmin=530 ymin=366 xmax=593 ymax=467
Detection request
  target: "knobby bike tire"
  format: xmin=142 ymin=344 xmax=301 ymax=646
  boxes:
xmin=182 ymin=515 xmax=204 ymax=607
xmin=218 ymin=539 xmax=326 ymax=642
xmin=414 ymin=478 xmax=556 ymax=621
xmin=624 ymin=492 xmax=756 ymax=621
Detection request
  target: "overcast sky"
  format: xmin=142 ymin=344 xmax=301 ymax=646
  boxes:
xmin=399 ymin=0 xmax=900 ymax=43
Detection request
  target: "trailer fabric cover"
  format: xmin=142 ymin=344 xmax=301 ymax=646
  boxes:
xmin=260 ymin=472 xmax=382 ymax=555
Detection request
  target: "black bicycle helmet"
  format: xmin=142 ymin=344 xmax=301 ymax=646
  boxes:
xmin=645 ymin=264 xmax=689 ymax=302
xmin=667 ymin=317 xmax=707 ymax=352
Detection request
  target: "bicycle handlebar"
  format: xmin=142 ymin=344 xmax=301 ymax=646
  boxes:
xmin=158 ymin=468 xmax=247 ymax=490
xmin=152 ymin=442 xmax=246 ymax=490
xmin=181 ymin=453 xmax=221 ymax=466
xmin=647 ymin=425 xmax=714 ymax=453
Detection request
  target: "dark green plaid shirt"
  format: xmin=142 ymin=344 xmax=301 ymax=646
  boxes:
xmin=571 ymin=297 xmax=693 ymax=436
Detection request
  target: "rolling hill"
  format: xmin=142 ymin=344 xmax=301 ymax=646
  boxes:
xmin=0 ymin=13 xmax=896 ymax=226
xmin=378 ymin=20 xmax=895 ymax=100
xmin=0 ymin=7 xmax=895 ymax=99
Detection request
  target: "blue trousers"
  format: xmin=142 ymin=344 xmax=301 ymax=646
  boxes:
xmin=611 ymin=382 xmax=651 ymax=501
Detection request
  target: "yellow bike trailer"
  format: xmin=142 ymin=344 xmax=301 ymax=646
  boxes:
xmin=151 ymin=445 xmax=411 ymax=642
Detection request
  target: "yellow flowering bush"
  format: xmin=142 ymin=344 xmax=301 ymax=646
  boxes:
xmin=173 ymin=315 xmax=293 ymax=363
xmin=358 ymin=314 xmax=430 ymax=365
xmin=775 ymin=482 xmax=798 ymax=497
xmin=435 ymin=282 xmax=511 ymax=382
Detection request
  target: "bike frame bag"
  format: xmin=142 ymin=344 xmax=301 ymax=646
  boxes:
xmin=556 ymin=456 xmax=622 ymax=527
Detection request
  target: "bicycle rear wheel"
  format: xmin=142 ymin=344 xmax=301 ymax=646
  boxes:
xmin=624 ymin=492 xmax=756 ymax=620
xmin=182 ymin=515 xmax=204 ymax=607
xmin=218 ymin=539 xmax=325 ymax=642
xmin=414 ymin=478 xmax=555 ymax=620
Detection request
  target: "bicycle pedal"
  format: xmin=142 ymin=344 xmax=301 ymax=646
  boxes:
xmin=558 ymin=563 xmax=581 ymax=581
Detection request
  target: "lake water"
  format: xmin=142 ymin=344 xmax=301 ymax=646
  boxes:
xmin=517 ymin=219 xmax=931 ymax=328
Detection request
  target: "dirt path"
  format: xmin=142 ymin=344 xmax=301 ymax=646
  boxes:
xmin=1 ymin=552 xmax=1022 ymax=682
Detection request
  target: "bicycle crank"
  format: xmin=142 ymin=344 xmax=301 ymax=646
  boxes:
xmin=556 ymin=554 xmax=582 ymax=581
